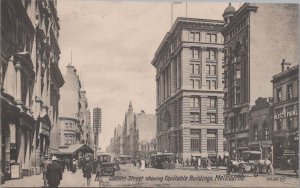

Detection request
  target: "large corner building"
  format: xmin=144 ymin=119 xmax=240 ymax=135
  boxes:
xmin=151 ymin=17 xmax=225 ymax=160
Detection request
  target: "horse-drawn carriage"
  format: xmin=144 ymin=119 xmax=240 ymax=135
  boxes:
xmin=227 ymin=151 xmax=273 ymax=177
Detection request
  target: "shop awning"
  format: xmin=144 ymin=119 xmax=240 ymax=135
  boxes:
xmin=58 ymin=144 xmax=94 ymax=155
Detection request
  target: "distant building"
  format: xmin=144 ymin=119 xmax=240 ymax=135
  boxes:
xmin=93 ymin=107 xmax=102 ymax=133
xmin=151 ymin=17 xmax=224 ymax=160
xmin=272 ymin=64 xmax=299 ymax=168
xmin=221 ymin=3 xmax=299 ymax=159
xmin=49 ymin=64 xmax=94 ymax=160
xmin=50 ymin=65 xmax=82 ymax=150
xmin=112 ymin=102 xmax=156 ymax=158
xmin=112 ymin=124 xmax=123 ymax=155
xmin=123 ymin=102 xmax=135 ymax=156
xmin=135 ymin=110 xmax=156 ymax=158
xmin=79 ymin=90 xmax=93 ymax=147
xmin=93 ymin=107 xmax=102 ymax=153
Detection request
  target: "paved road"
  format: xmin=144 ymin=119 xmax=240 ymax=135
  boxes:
xmin=3 ymin=165 xmax=299 ymax=187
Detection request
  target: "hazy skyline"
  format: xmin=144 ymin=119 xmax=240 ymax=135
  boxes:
xmin=57 ymin=1 xmax=241 ymax=149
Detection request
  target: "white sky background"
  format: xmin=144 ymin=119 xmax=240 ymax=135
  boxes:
xmin=57 ymin=1 xmax=241 ymax=150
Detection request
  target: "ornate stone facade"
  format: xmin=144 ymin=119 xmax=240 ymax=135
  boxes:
xmin=0 ymin=0 xmax=64 ymax=184
xmin=151 ymin=17 xmax=225 ymax=160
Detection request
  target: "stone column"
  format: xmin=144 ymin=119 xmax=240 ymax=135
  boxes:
xmin=201 ymin=129 xmax=207 ymax=154
xmin=15 ymin=64 xmax=22 ymax=103
xmin=18 ymin=127 xmax=25 ymax=172
xmin=200 ymin=96 xmax=208 ymax=124
xmin=201 ymin=47 xmax=207 ymax=89
xmin=182 ymin=128 xmax=191 ymax=160
xmin=217 ymin=129 xmax=224 ymax=156
xmin=24 ymin=130 xmax=30 ymax=170
xmin=217 ymin=48 xmax=223 ymax=90
xmin=36 ymin=51 xmax=42 ymax=99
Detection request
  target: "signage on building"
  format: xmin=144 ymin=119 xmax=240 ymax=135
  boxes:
xmin=249 ymin=140 xmax=272 ymax=147
xmin=283 ymin=150 xmax=295 ymax=154
xmin=11 ymin=163 xmax=21 ymax=179
xmin=274 ymin=110 xmax=298 ymax=120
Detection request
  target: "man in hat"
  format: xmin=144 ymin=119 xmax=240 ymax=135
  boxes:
xmin=83 ymin=158 xmax=93 ymax=186
xmin=47 ymin=156 xmax=63 ymax=188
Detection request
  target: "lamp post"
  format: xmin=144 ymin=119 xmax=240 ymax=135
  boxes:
xmin=233 ymin=149 xmax=237 ymax=160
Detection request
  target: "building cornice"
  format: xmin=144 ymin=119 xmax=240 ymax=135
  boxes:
xmin=152 ymin=17 xmax=224 ymax=68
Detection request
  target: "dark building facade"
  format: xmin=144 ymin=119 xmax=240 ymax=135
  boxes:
xmin=272 ymin=65 xmax=299 ymax=169
xmin=221 ymin=3 xmax=299 ymax=159
xmin=1 ymin=0 xmax=63 ymax=184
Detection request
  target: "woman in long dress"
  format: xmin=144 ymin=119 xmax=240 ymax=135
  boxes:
xmin=141 ymin=158 xmax=145 ymax=171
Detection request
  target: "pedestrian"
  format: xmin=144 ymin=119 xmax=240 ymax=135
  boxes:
xmin=95 ymin=159 xmax=102 ymax=181
xmin=47 ymin=156 xmax=62 ymax=188
xmin=72 ymin=159 xmax=77 ymax=173
xmin=60 ymin=159 xmax=65 ymax=173
xmin=41 ymin=155 xmax=51 ymax=188
xmin=198 ymin=157 xmax=201 ymax=169
xmin=186 ymin=158 xmax=189 ymax=166
xmin=65 ymin=159 xmax=69 ymax=171
xmin=115 ymin=159 xmax=120 ymax=170
xmin=141 ymin=158 xmax=145 ymax=171
xmin=83 ymin=158 xmax=93 ymax=186
xmin=193 ymin=157 xmax=198 ymax=170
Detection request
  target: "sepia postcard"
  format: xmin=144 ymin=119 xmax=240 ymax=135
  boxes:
xmin=0 ymin=0 xmax=299 ymax=187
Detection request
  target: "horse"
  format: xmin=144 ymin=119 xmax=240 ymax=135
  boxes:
xmin=256 ymin=159 xmax=274 ymax=175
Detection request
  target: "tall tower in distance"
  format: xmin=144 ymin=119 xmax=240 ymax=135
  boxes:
xmin=93 ymin=107 xmax=102 ymax=154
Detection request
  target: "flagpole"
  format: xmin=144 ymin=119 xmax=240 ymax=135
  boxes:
xmin=171 ymin=2 xmax=174 ymax=26
xmin=185 ymin=1 xmax=188 ymax=18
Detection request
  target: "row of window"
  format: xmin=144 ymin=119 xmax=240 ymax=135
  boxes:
xmin=190 ymin=63 xmax=217 ymax=76
xmin=160 ymin=35 xmax=181 ymax=66
xmin=225 ymin=114 xmax=248 ymax=131
xmin=190 ymin=79 xmax=217 ymax=90
xmin=157 ymin=55 xmax=181 ymax=104
xmin=64 ymin=134 xmax=75 ymax=145
xmin=190 ymin=112 xmax=217 ymax=123
xmin=224 ymin=18 xmax=247 ymax=42
xmin=190 ymin=97 xmax=217 ymax=108
xmin=190 ymin=49 xmax=217 ymax=60
xmin=64 ymin=122 xmax=75 ymax=130
xmin=190 ymin=130 xmax=217 ymax=151
xmin=189 ymin=32 xmax=218 ymax=43
xmin=276 ymin=83 xmax=296 ymax=103
xmin=253 ymin=129 xmax=270 ymax=141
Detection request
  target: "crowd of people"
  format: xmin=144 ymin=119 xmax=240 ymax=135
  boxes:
xmin=41 ymin=154 xmax=120 ymax=187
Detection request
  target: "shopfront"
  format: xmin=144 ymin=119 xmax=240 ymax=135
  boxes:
xmin=1 ymin=95 xmax=20 ymax=182
xmin=35 ymin=114 xmax=51 ymax=171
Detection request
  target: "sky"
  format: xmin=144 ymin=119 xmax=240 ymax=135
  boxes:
xmin=57 ymin=1 xmax=241 ymax=150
